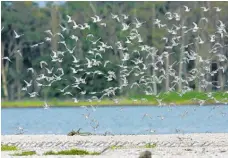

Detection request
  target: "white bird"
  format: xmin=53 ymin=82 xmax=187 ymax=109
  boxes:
xmin=45 ymin=67 xmax=54 ymax=74
xmin=36 ymin=81 xmax=43 ymax=87
xmin=80 ymin=91 xmax=86 ymax=95
xmin=24 ymin=80 xmax=32 ymax=87
xmin=84 ymin=23 xmax=90 ymax=30
xmin=21 ymin=87 xmax=27 ymax=91
xmin=40 ymin=61 xmax=48 ymax=68
xmin=95 ymin=53 xmax=102 ymax=59
xmin=16 ymin=126 xmax=24 ymax=135
xmin=72 ymin=97 xmax=79 ymax=103
xmin=70 ymin=35 xmax=79 ymax=42
xmin=183 ymin=5 xmax=191 ymax=12
xmin=91 ymin=16 xmax=97 ymax=23
xmin=59 ymin=24 xmax=67 ymax=32
xmin=63 ymin=92 xmax=73 ymax=96
xmin=28 ymin=92 xmax=39 ymax=98
xmin=30 ymin=42 xmax=44 ymax=48
xmin=51 ymin=50 xmax=58 ymax=58
xmin=44 ymin=30 xmax=53 ymax=36
xmin=95 ymin=15 xmax=102 ymax=22
xmin=200 ymin=7 xmax=210 ymax=12
xmin=121 ymin=14 xmax=129 ymax=19
xmin=138 ymin=35 xmax=143 ymax=43
xmin=27 ymin=68 xmax=34 ymax=73
xmin=100 ymin=23 xmax=106 ymax=27
xmin=104 ymin=61 xmax=111 ymax=67
xmin=214 ymin=7 xmax=222 ymax=12
xmin=111 ymin=13 xmax=120 ymax=22
xmin=134 ymin=17 xmax=146 ymax=28
xmin=125 ymin=37 xmax=132 ymax=44
xmin=55 ymin=32 xmax=64 ymax=39
xmin=200 ymin=17 xmax=208 ymax=23
xmin=90 ymin=38 xmax=101 ymax=45
xmin=72 ymin=20 xmax=79 ymax=29
xmin=165 ymin=12 xmax=173 ymax=20
xmin=173 ymin=13 xmax=180 ymax=21
xmin=66 ymin=15 xmax=73 ymax=23
xmin=122 ymin=23 xmax=131 ymax=31
xmin=142 ymin=113 xmax=152 ymax=120
xmin=30 ymin=43 xmax=39 ymax=48
xmin=86 ymin=34 xmax=94 ymax=40
xmin=82 ymin=113 xmax=90 ymax=119
xmin=218 ymin=20 xmax=225 ymax=28
xmin=161 ymin=37 xmax=168 ymax=43
xmin=14 ymin=30 xmax=24 ymax=38
xmin=70 ymin=67 xmax=78 ymax=74
xmin=66 ymin=46 xmax=76 ymax=54
xmin=192 ymin=22 xmax=199 ymax=32
xmin=72 ymin=55 xmax=80 ymax=63
xmin=57 ymin=85 xmax=69 ymax=93
xmin=45 ymin=37 xmax=52 ymax=41
xmin=86 ymin=58 xmax=93 ymax=68
xmin=44 ymin=101 xmax=49 ymax=109
xmin=2 ymin=56 xmax=12 ymax=62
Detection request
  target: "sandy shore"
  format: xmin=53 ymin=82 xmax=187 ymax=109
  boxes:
xmin=2 ymin=133 xmax=228 ymax=157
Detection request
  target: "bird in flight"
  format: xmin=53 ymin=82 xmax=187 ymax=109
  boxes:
xmin=44 ymin=101 xmax=50 ymax=109
xmin=2 ymin=56 xmax=12 ymax=62
xmin=183 ymin=5 xmax=191 ymax=12
xmin=214 ymin=7 xmax=222 ymax=12
xmin=200 ymin=7 xmax=210 ymax=12
xmin=14 ymin=30 xmax=24 ymax=38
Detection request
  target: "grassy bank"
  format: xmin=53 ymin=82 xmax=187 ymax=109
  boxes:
xmin=1 ymin=91 xmax=228 ymax=108
xmin=12 ymin=151 xmax=36 ymax=156
xmin=1 ymin=145 xmax=18 ymax=151
xmin=44 ymin=149 xmax=100 ymax=155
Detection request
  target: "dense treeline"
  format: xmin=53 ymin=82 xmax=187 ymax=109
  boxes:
xmin=1 ymin=1 xmax=228 ymax=101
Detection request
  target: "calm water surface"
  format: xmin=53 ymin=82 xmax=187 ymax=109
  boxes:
xmin=2 ymin=105 xmax=228 ymax=135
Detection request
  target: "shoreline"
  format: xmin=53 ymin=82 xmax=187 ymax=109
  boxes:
xmin=2 ymin=133 xmax=228 ymax=149
xmin=2 ymin=91 xmax=227 ymax=108
xmin=1 ymin=100 xmax=227 ymax=108
xmin=2 ymin=133 xmax=228 ymax=157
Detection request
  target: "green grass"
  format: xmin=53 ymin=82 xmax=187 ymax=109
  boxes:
xmin=1 ymin=144 xmax=18 ymax=151
xmin=109 ymin=143 xmax=156 ymax=150
xmin=1 ymin=91 xmax=228 ymax=108
xmin=43 ymin=149 xmax=100 ymax=155
xmin=110 ymin=145 xmax=124 ymax=150
xmin=144 ymin=143 xmax=157 ymax=148
xmin=12 ymin=151 xmax=36 ymax=156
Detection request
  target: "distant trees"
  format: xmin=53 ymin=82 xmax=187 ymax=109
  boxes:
xmin=1 ymin=1 xmax=228 ymax=101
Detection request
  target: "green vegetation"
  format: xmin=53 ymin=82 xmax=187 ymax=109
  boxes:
xmin=1 ymin=144 xmax=18 ymax=151
xmin=144 ymin=143 xmax=157 ymax=148
xmin=109 ymin=143 xmax=156 ymax=150
xmin=110 ymin=145 xmax=124 ymax=150
xmin=12 ymin=151 xmax=36 ymax=156
xmin=43 ymin=149 xmax=100 ymax=155
xmin=2 ymin=91 xmax=227 ymax=108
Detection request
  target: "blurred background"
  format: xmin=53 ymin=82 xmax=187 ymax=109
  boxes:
xmin=1 ymin=1 xmax=228 ymax=101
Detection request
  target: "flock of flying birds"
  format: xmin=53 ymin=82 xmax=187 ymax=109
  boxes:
xmin=2 ymin=5 xmax=228 ymax=134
